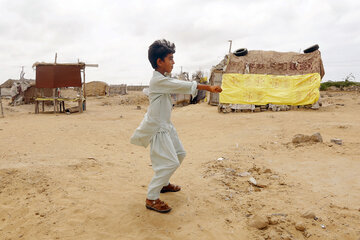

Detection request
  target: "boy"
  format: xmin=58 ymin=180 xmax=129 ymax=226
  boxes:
xmin=130 ymin=39 xmax=222 ymax=213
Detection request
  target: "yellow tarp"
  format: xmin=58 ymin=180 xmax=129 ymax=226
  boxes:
xmin=220 ymin=73 xmax=320 ymax=105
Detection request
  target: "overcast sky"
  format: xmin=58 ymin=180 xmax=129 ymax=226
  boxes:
xmin=1 ymin=0 xmax=359 ymax=85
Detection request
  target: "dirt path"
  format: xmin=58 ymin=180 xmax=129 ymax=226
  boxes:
xmin=0 ymin=91 xmax=359 ymax=240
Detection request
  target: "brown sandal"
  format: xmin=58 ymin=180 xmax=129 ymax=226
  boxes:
xmin=145 ymin=199 xmax=172 ymax=213
xmin=161 ymin=183 xmax=181 ymax=193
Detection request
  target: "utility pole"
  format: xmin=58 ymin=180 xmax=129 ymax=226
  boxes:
xmin=228 ymin=40 xmax=232 ymax=53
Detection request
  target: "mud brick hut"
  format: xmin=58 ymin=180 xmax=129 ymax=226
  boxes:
xmin=109 ymin=84 xmax=127 ymax=95
xmin=85 ymin=81 xmax=109 ymax=96
xmin=0 ymin=79 xmax=41 ymax=105
xmin=0 ymin=79 xmax=19 ymax=98
xmin=209 ymin=45 xmax=325 ymax=112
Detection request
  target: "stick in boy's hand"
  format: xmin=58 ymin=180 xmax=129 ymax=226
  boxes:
xmin=197 ymin=84 xmax=222 ymax=93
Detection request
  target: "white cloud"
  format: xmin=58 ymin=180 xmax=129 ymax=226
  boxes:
xmin=0 ymin=0 xmax=359 ymax=85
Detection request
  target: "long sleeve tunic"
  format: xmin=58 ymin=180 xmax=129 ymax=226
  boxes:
xmin=130 ymin=71 xmax=198 ymax=148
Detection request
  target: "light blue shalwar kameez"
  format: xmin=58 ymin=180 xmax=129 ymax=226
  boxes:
xmin=130 ymin=71 xmax=198 ymax=200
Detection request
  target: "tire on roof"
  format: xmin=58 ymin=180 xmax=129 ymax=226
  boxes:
xmin=234 ymin=48 xmax=248 ymax=57
xmin=303 ymin=44 xmax=319 ymax=53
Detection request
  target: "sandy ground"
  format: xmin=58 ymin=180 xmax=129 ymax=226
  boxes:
xmin=0 ymin=91 xmax=359 ymax=240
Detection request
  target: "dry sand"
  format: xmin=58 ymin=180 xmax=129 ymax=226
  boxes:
xmin=0 ymin=91 xmax=359 ymax=240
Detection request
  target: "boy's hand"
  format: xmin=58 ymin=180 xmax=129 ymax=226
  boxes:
xmin=209 ymin=86 xmax=222 ymax=93
xmin=197 ymin=84 xmax=222 ymax=93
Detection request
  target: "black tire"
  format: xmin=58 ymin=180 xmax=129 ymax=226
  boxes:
xmin=234 ymin=48 xmax=248 ymax=56
xmin=303 ymin=44 xmax=319 ymax=53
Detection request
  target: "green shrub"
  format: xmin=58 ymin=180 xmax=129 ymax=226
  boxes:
xmin=320 ymin=81 xmax=360 ymax=91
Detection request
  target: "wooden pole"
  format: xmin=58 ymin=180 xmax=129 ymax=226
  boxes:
xmin=34 ymin=87 xmax=38 ymax=114
xmin=0 ymin=87 xmax=4 ymax=118
xmin=85 ymin=64 xmax=98 ymax=67
xmin=82 ymin=68 xmax=86 ymax=111
xmin=53 ymin=88 xmax=56 ymax=113
xmin=78 ymin=87 xmax=82 ymax=113
xmin=41 ymin=89 xmax=44 ymax=112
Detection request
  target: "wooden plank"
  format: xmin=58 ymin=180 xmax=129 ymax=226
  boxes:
xmin=85 ymin=64 xmax=99 ymax=67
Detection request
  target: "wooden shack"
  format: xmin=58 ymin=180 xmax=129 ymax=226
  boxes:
xmin=33 ymin=61 xmax=98 ymax=113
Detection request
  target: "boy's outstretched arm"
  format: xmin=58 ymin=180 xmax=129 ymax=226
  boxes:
xmin=197 ymin=84 xmax=222 ymax=93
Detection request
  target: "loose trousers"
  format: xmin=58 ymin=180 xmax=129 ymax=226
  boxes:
xmin=147 ymin=127 xmax=186 ymax=200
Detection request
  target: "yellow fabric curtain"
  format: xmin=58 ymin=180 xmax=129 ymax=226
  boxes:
xmin=220 ymin=73 xmax=320 ymax=105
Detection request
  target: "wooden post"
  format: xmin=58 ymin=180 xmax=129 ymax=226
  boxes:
xmin=77 ymin=87 xmax=82 ymax=113
xmin=41 ymin=89 xmax=44 ymax=112
xmin=53 ymin=88 xmax=56 ymax=113
xmin=0 ymin=87 xmax=4 ymax=118
xmin=35 ymin=101 xmax=38 ymax=114
xmin=34 ymin=88 xmax=38 ymax=114
xmin=82 ymin=68 xmax=86 ymax=111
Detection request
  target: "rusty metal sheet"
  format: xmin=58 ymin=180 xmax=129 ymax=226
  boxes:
xmin=36 ymin=65 xmax=82 ymax=88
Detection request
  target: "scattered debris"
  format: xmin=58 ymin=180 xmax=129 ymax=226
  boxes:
xmin=292 ymin=132 xmax=323 ymax=144
xmin=303 ymin=230 xmax=312 ymax=238
xmin=311 ymin=101 xmax=321 ymax=110
xmin=267 ymin=216 xmax=279 ymax=225
xmin=249 ymin=215 xmax=269 ymax=229
xmin=225 ymin=168 xmax=236 ymax=173
xmin=302 ymin=211 xmax=316 ymax=219
xmin=249 ymin=177 xmax=257 ymax=186
xmin=295 ymin=221 xmax=306 ymax=231
xmin=237 ymin=171 xmax=251 ymax=177
xmin=320 ymin=224 xmax=326 ymax=229
xmin=263 ymin=168 xmax=272 ymax=173
xmin=269 ymin=104 xmax=290 ymax=111
xmin=248 ymin=177 xmax=266 ymax=188
xmin=270 ymin=175 xmax=280 ymax=180
xmin=271 ymin=213 xmax=288 ymax=217
xmin=331 ymin=138 xmax=343 ymax=145
xmin=266 ymin=229 xmax=280 ymax=239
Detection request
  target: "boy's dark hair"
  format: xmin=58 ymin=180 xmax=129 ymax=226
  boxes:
xmin=148 ymin=39 xmax=176 ymax=69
